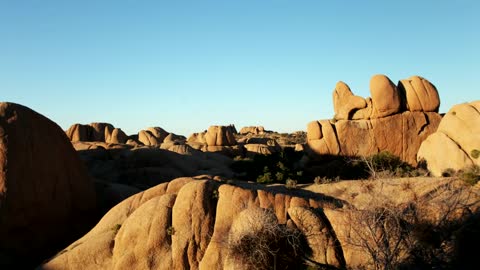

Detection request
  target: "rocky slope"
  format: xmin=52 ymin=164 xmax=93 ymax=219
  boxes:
xmin=39 ymin=176 xmax=480 ymax=269
xmin=0 ymin=102 xmax=97 ymax=268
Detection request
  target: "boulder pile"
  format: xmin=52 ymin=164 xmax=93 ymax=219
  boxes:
xmin=308 ymin=74 xmax=442 ymax=165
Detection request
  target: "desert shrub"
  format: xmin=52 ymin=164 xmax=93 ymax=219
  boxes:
xmin=350 ymin=151 xmax=415 ymax=179
xmin=313 ymin=176 xmax=339 ymax=185
xmin=167 ymin=226 xmax=175 ymax=236
xmin=344 ymin=180 xmax=478 ymax=269
xmin=233 ymin=148 xmax=306 ymax=184
xmin=285 ymin=178 xmax=297 ymax=189
xmin=227 ymin=208 xmax=304 ymax=269
xmin=459 ymin=165 xmax=480 ymax=186
xmin=471 ymin=149 xmax=480 ymax=159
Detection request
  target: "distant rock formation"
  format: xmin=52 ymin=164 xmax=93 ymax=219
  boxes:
xmin=205 ymin=125 xmax=237 ymax=146
xmin=239 ymin=126 xmax=266 ymax=135
xmin=0 ymin=102 xmax=96 ymax=267
xmin=308 ymin=74 xmax=442 ymax=165
xmin=418 ymin=101 xmax=480 ymax=176
xmin=66 ymin=122 xmax=128 ymax=144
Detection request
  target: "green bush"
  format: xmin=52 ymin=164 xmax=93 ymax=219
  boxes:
xmin=459 ymin=165 xmax=480 ymax=186
xmin=285 ymin=178 xmax=297 ymax=189
xmin=232 ymin=148 xmax=306 ymax=185
xmin=471 ymin=149 xmax=480 ymax=159
xmin=362 ymin=151 xmax=415 ymax=179
xmin=167 ymin=226 xmax=175 ymax=236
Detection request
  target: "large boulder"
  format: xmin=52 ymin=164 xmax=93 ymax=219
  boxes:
xmin=398 ymin=76 xmax=440 ymax=112
xmin=239 ymin=126 xmax=266 ymax=135
xmin=370 ymin=74 xmax=401 ymax=118
xmin=138 ymin=127 xmax=169 ymax=146
xmin=308 ymin=112 xmax=442 ymax=165
xmin=0 ymin=102 xmax=96 ymax=267
xmin=39 ymin=177 xmax=345 ymax=270
xmin=333 ymin=81 xmax=368 ymax=120
xmin=205 ymin=126 xmax=237 ymax=146
xmin=40 ymin=176 xmax=478 ymax=270
xmin=66 ymin=122 xmax=128 ymax=144
xmin=418 ymin=101 xmax=480 ymax=176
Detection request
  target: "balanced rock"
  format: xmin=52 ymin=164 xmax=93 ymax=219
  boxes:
xmin=398 ymin=76 xmax=440 ymax=112
xmin=0 ymin=102 xmax=96 ymax=266
xmin=310 ymin=75 xmax=443 ymax=165
xmin=370 ymin=74 xmax=401 ymax=118
xmin=333 ymin=81 xmax=368 ymax=120
xmin=205 ymin=125 xmax=237 ymax=146
xmin=418 ymin=101 xmax=480 ymax=176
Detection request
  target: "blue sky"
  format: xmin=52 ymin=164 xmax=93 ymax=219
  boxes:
xmin=1 ymin=1 xmax=478 ymax=136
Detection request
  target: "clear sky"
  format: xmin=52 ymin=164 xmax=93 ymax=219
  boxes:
xmin=1 ymin=1 xmax=478 ymax=136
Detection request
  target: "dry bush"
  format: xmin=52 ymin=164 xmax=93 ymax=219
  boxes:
xmin=343 ymin=179 xmax=479 ymax=269
xmin=226 ymin=207 xmax=303 ymax=270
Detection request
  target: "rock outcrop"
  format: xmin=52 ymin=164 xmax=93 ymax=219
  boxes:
xmin=398 ymin=76 xmax=440 ymax=112
xmin=0 ymin=102 xmax=96 ymax=267
xmin=39 ymin=176 xmax=479 ymax=270
xmin=205 ymin=125 xmax=237 ymax=146
xmin=309 ymin=74 xmax=442 ymax=165
xmin=39 ymin=177 xmax=346 ymax=270
xmin=417 ymin=101 xmax=480 ymax=176
xmin=138 ymin=127 xmax=165 ymax=145
xmin=73 ymin=141 xmax=234 ymax=188
xmin=239 ymin=126 xmax=266 ymax=135
xmin=66 ymin=122 xmax=128 ymax=144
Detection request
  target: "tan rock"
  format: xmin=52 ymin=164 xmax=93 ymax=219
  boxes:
xmin=417 ymin=101 xmax=480 ymax=176
xmin=90 ymin=122 xmax=114 ymax=142
xmin=333 ymin=81 xmax=368 ymax=120
xmin=399 ymin=76 xmax=440 ymax=112
xmin=308 ymin=112 xmax=442 ymax=165
xmin=418 ymin=132 xmax=474 ymax=176
xmin=244 ymin=144 xmax=277 ymax=156
xmin=307 ymin=120 xmax=322 ymax=140
xmin=288 ymin=207 xmax=345 ymax=267
xmin=0 ymin=102 xmax=96 ymax=265
xmin=187 ymin=132 xmax=207 ymax=144
xmin=105 ymin=128 xmax=128 ymax=144
xmin=66 ymin=123 xmax=93 ymax=142
xmin=333 ymin=81 xmax=353 ymax=115
xmin=239 ymin=126 xmax=265 ymax=135
xmin=205 ymin=126 xmax=236 ymax=146
xmin=370 ymin=74 xmax=401 ymax=118
xmin=307 ymin=120 xmax=340 ymax=156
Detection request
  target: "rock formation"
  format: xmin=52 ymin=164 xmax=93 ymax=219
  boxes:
xmin=417 ymin=101 xmax=480 ymax=176
xmin=398 ymin=76 xmax=440 ymax=112
xmin=309 ymin=74 xmax=442 ymax=165
xmin=239 ymin=126 xmax=266 ymax=135
xmin=205 ymin=125 xmax=237 ymax=146
xmin=138 ymin=127 xmax=167 ymax=146
xmin=0 ymin=102 xmax=96 ymax=267
xmin=66 ymin=122 xmax=128 ymax=144
xmin=39 ymin=176 xmax=479 ymax=270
